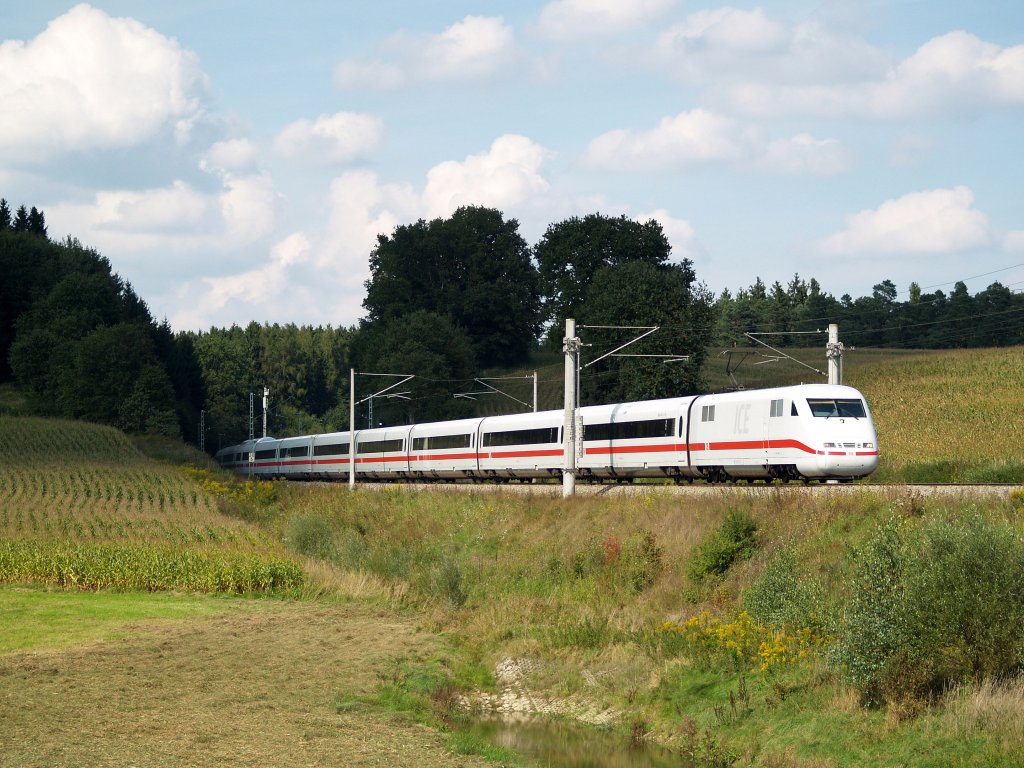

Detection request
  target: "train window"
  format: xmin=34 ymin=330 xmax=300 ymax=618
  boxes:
xmin=583 ymin=418 xmax=673 ymax=442
xmin=482 ymin=427 xmax=558 ymax=447
xmin=770 ymin=399 xmax=784 ymax=418
xmin=357 ymin=438 xmax=404 ymax=453
xmin=412 ymin=437 xmax=426 ymax=451
xmin=285 ymin=445 xmax=309 ymax=458
xmin=836 ymin=399 xmax=867 ymax=418
xmin=313 ymin=442 xmax=348 ymax=456
xmin=430 ymin=434 xmax=472 ymax=450
xmin=791 ymin=402 xmax=798 ymax=416
xmin=254 ymin=448 xmax=276 ymax=460
xmin=807 ymin=398 xmax=867 ymax=418
xmin=701 ymin=404 xmax=716 ymax=422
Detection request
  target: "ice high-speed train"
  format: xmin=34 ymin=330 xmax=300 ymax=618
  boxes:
xmin=215 ymin=383 xmax=878 ymax=484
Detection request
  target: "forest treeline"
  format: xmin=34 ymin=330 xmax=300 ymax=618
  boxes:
xmin=3 ymin=196 xmax=1022 ymax=449
xmin=715 ymin=275 xmax=1024 ymax=349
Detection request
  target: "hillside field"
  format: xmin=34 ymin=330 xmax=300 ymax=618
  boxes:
xmin=3 ymin=347 xmax=1024 ymax=767
xmin=0 ymin=415 xmax=303 ymax=592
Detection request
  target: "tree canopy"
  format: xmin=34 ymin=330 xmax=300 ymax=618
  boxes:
xmin=10 ymin=189 xmax=1024 ymax=446
xmin=536 ymin=214 xmax=672 ymax=342
xmin=2 ymin=212 xmax=198 ymax=438
xmin=362 ymin=205 xmax=540 ymax=369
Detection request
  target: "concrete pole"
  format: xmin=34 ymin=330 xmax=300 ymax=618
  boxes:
xmin=562 ymin=319 xmax=578 ymax=498
xmin=262 ymin=387 xmax=269 ymax=438
xmin=533 ymin=371 xmax=538 ymax=413
xmin=827 ymin=323 xmax=843 ymax=385
xmin=348 ymin=368 xmax=356 ymax=489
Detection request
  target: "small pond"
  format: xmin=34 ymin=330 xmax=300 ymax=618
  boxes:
xmin=463 ymin=716 xmax=684 ymax=768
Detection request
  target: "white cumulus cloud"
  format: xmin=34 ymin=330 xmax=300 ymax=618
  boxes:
xmin=423 ymin=134 xmax=552 ymax=218
xmin=654 ymin=8 xmax=886 ymax=88
xmin=0 ymin=3 xmax=208 ymax=161
xmin=274 ymin=112 xmax=383 ymax=163
xmin=219 ymin=173 xmax=277 ymax=243
xmin=198 ymin=232 xmax=312 ymax=310
xmin=636 ymin=208 xmax=703 ymax=263
xmin=538 ymin=0 xmax=677 ymax=40
xmin=334 ymin=16 xmax=520 ymax=90
xmin=201 ymin=139 xmax=258 ymax=173
xmin=723 ymin=29 xmax=1024 ymax=119
xmin=584 ymin=110 xmax=748 ymax=171
xmin=583 ymin=109 xmax=846 ymax=175
xmin=820 ymin=187 xmax=992 ymax=256
xmin=91 ymin=181 xmax=211 ymax=234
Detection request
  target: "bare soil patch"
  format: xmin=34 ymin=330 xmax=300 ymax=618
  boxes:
xmin=0 ymin=600 xmax=491 ymax=768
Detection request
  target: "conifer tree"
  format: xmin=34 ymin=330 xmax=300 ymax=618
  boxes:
xmin=28 ymin=206 xmax=47 ymax=238
xmin=12 ymin=205 xmax=29 ymax=233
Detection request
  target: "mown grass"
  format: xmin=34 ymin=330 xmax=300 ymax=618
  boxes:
xmin=0 ymin=586 xmax=248 ymax=654
xmin=0 ymin=414 xmax=304 ymax=593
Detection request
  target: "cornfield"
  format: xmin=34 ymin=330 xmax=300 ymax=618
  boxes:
xmin=848 ymin=348 xmax=1024 ymax=479
xmin=0 ymin=415 xmax=304 ymax=593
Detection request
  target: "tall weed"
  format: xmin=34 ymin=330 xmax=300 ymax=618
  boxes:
xmin=688 ymin=509 xmax=758 ymax=582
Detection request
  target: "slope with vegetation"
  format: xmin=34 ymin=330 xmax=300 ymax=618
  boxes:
xmin=0 ymin=415 xmax=303 ymax=592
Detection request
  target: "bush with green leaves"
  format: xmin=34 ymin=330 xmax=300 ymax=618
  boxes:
xmin=285 ymin=511 xmax=337 ymax=561
xmin=688 ymin=509 xmax=758 ymax=582
xmin=742 ymin=546 xmax=829 ymax=633
xmin=833 ymin=513 xmax=1024 ymax=707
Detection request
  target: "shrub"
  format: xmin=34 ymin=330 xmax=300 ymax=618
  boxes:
xmin=624 ymin=529 xmax=664 ymax=593
xmin=688 ymin=509 xmax=758 ymax=582
xmin=432 ymin=555 xmax=468 ymax=608
xmin=833 ymin=513 xmax=1024 ymax=707
xmin=286 ymin=511 xmax=336 ymax=560
xmin=743 ymin=546 xmax=830 ymax=633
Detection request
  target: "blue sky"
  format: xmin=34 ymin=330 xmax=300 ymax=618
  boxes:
xmin=3 ymin=1 xmax=1023 ymax=330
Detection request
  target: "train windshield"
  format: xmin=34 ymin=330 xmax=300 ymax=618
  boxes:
xmin=806 ymin=398 xmax=867 ymax=418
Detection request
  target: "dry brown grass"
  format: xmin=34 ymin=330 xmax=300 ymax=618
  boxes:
xmin=300 ymin=558 xmax=408 ymax=602
xmin=0 ymin=600 xmax=492 ymax=768
xmin=945 ymin=676 xmax=1024 ymax=746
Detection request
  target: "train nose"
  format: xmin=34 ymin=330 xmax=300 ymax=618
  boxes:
xmin=818 ymin=441 xmax=879 ymax=477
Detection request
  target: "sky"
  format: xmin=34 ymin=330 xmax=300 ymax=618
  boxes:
xmin=2 ymin=1 xmax=1023 ymax=332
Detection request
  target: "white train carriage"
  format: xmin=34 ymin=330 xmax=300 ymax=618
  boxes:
xmin=354 ymin=426 xmax=413 ymax=479
xmin=578 ymin=398 xmax=690 ymax=480
xmin=275 ymin=435 xmax=314 ymax=478
xmin=686 ymin=384 xmax=877 ymax=481
xmin=251 ymin=436 xmax=281 ymax=478
xmin=216 ymin=383 xmax=879 ymax=484
xmin=477 ymin=410 xmax=563 ymax=480
xmin=310 ymin=432 xmax=352 ymax=479
xmin=408 ymin=417 xmax=484 ymax=480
